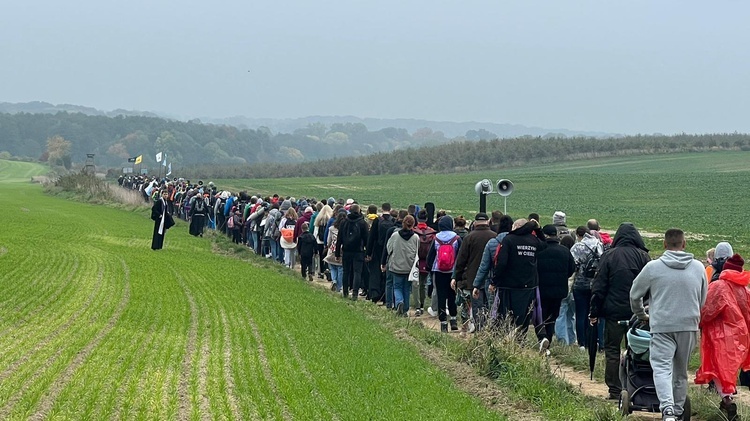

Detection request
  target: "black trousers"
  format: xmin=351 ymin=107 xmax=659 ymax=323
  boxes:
xmin=367 ymin=257 xmax=384 ymax=302
xmin=434 ymin=272 xmax=457 ymax=322
xmin=342 ymin=252 xmax=365 ymax=296
xmin=536 ymin=295 xmax=563 ymax=341
xmin=604 ymin=318 xmax=629 ymax=395
xmin=300 ymin=256 xmax=313 ymax=277
xmin=496 ymin=288 xmax=535 ymax=335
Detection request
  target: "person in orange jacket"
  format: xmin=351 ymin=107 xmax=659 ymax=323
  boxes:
xmin=695 ymin=253 xmax=750 ymax=421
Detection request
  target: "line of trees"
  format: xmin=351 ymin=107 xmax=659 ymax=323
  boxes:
xmin=180 ymin=133 xmax=750 ymax=179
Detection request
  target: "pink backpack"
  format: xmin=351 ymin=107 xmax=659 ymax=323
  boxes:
xmin=435 ymin=236 xmax=458 ymax=272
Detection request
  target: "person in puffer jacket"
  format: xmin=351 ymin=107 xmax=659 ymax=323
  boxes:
xmin=569 ymin=226 xmax=605 ymax=349
xmin=426 ymin=216 xmax=461 ymax=332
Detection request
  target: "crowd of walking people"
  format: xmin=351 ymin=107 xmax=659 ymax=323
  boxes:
xmin=130 ymin=175 xmax=750 ymax=421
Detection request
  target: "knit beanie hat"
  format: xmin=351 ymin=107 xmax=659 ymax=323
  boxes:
xmin=723 ymin=254 xmax=745 ymax=272
xmin=553 ymin=211 xmax=566 ymax=226
xmin=715 ymin=242 xmax=734 ymax=260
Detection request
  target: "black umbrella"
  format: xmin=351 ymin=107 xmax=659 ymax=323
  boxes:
xmin=587 ymin=319 xmax=599 ymax=380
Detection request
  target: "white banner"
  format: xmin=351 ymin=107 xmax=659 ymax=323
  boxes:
xmin=155 ymin=152 xmax=163 ymax=162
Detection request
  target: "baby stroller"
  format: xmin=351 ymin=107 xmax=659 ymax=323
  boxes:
xmin=618 ymin=316 xmax=691 ymax=419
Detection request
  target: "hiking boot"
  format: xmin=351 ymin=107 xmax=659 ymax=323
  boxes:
xmin=721 ymin=397 xmax=738 ymax=421
xmin=414 ymin=308 xmax=423 ymax=317
xmin=450 ymin=318 xmax=458 ymax=331
xmin=662 ymin=407 xmax=677 ymax=421
xmin=539 ymin=338 xmax=550 ymax=354
xmin=440 ymin=322 xmax=448 ymax=333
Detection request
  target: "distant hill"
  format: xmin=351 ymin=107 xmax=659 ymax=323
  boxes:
xmin=200 ymin=115 xmax=618 ymax=139
xmin=0 ymin=101 xmax=616 ymax=138
xmin=0 ymin=101 xmax=162 ymax=119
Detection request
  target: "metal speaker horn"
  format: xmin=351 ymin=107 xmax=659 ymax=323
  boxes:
xmin=474 ymin=179 xmax=493 ymax=195
xmin=496 ymin=179 xmax=513 ymax=197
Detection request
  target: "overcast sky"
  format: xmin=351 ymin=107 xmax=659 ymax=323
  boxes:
xmin=2 ymin=1 xmax=748 ymax=134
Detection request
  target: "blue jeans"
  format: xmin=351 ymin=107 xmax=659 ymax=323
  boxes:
xmin=555 ymin=292 xmax=576 ymax=345
xmin=329 ymin=264 xmax=343 ymax=292
xmin=393 ymin=273 xmax=411 ymax=312
xmin=272 ymin=239 xmax=283 ymax=262
xmin=385 ymin=270 xmax=394 ymax=309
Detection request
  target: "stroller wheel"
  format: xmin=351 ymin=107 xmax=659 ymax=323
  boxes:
xmin=682 ymin=395 xmax=691 ymax=421
xmin=619 ymin=390 xmax=630 ymax=415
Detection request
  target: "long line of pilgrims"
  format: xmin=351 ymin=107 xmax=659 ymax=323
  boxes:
xmin=125 ymin=175 xmax=750 ymax=420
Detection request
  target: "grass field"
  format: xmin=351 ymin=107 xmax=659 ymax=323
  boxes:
xmin=218 ymin=150 xmax=750 ymax=258
xmin=0 ymin=160 xmax=507 ymax=420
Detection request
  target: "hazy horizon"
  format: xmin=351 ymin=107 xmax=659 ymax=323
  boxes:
xmin=2 ymin=1 xmax=749 ymax=135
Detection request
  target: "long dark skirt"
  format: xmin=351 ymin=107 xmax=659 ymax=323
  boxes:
xmin=495 ymin=288 xmax=535 ymax=334
xmin=152 ymin=222 xmax=165 ymax=250
xmin=189 ymin=214 xmax=205 ymax=236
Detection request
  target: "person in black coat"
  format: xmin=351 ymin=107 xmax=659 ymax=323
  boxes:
xmin=335 ymin=204 xmax=369 ymax=300
xmin=491 ymin=218 xmax=545 ymax=334
xmin=590 ymin=222 xmax=650 ymax=399
xmin=297 ymin=222 xmax=317 ymax=281
xmin=151 ymin=189 xmax=174 ymax=250
xmin=536 ymin=225 xmax=576 ymax=351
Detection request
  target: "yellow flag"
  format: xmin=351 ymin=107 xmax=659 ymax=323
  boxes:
xmin=134 ymin=155 xmax=142 ymax=165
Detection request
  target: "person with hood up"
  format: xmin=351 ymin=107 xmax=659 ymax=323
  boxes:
xmin=335 ymin=204 xmax=369 ymax=300
xmin=426 ymin=215 xmax=461 ymax=332
xmin=382 ymin=215 xmax=419 ymax=316
xmin=709 ymin=241 xmax=734 ymax=282
xmin=630 ymin=229 xmax=707 ymax=421
xmin=294 ymin=206 xmax=314 ymax=242
xmin=491 ymin=218 xmax=545 ymax=335
xmin=695 ymin=253 xmax=750 ymax=421
xmin=473 ymin=215 xmax=514 ymax=321
xmin=590 ymin=222 xmax=650 ymax=400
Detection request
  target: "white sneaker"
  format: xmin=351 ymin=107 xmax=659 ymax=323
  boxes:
xmin=427 ymin=307 xmax=438 ymax=317
xmin=539 ymin=338 xmax=550 ymax=354
xmin=579 ymin=346 xmax=586 ymax=351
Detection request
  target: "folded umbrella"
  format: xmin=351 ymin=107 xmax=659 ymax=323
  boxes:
xmin=587 ymin=319 xmax=599 ymax=380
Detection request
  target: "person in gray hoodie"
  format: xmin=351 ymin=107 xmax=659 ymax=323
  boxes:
xmin=630 ymin=228 xmax=707 ymax=421
xmin=383 ymin=215 xmax=419 ymax=316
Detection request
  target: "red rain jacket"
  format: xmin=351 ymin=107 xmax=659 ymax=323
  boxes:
xmin=695 ymin=269 xmax=750 ymax=393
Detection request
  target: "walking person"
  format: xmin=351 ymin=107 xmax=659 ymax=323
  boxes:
xmin=695 ymin=253 xmax=749 ymax=421
xmin=324 ymin=211 xmax=346 ymax=292
xmin=412 ymin=210 xmax=437 ymax=315
xmin=382 ymin=215 xmax=419 ymax=316
xmin=569 ymin=226 xmax=604 ymax=350
xmin=366 ymin=203 xmax=395 ymax=303
xmin=280 ymin=208 xmax=298 ymax=268
xmin=630 ymin=228 xmax=707 ymax=421
xmin=151 ymin=189 xmax=174 ymax=250
xmin=452 ymin=212 xmax=496 ymax=332
xmin=427 ymin=216 xmax=461 ymax=332
xmin=590 ymin=222 xmax=650 ymax=400
xmin=297 ymin=222 xmax=317 ymax=281
xmin=189 ymin=193 xmax=208 ymax=237
xmin=335 ymin=204 xmax=369 ymax=300
xmin=536 ymin=224 xmax=576 ymax=353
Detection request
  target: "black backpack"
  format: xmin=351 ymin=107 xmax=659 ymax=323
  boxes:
xmin=377 ymin=216 xmax=395 ymax=247
xmin=582 ymin=244 xmax=601 ymax=279
xmin=342 ymin=219 xmax=361 ymax=250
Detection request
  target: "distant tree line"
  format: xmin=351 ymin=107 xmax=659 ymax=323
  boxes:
xmin=0 ymin=112 xmax=454 ymax=169
xmin=180 ymin=133 xmax=750 ymax=179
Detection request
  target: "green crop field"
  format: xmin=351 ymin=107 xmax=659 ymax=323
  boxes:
xmin=218 ymin=150 xmax=750 ymax=258
xmin=3 ymin=151 xmax=748 ymax=420
xmin=0 ymin=160 xmax=504 ymax=420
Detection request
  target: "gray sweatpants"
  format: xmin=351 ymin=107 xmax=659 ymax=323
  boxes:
xmin=649 ymin=331 xmax=697 ymax=416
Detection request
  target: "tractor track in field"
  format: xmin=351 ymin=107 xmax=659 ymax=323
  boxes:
xmin=30 ymin=257 xmax=131 ymax=421
xmin=175 ymin=272 xmax=203 ymax=421
xmin=0 ymin=262 xmax=102 ymax=383
xmin=284 ymin=333 xmax=342 ymax=421
xmin=247 ymin=312 xmax=292 ymax=420
xmin=0 ymin=257 xmax=79 ymax=341
xmin=220 ymin=309 xmax=241 ymax=421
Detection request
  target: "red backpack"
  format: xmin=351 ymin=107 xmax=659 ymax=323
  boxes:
xmin=435 ymin=236 xmax=458 ymax=272
xmin=414 ymin=227 xmax=436 ymax=273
